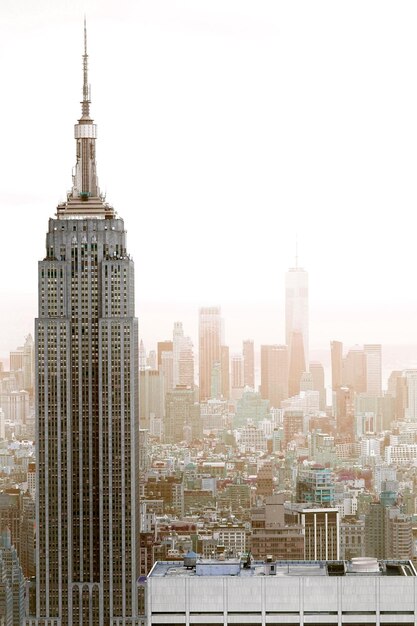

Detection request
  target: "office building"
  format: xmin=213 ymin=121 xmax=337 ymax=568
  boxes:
xmin=10 ymin=334 xmax=35 ymax=396
xmin=296 ymin=466 xmax=335 ymax=506
xmin=20 ymin=493 xmax=35 ymax=579
xmin=0 ymin=528 xmax=25 ymax=626
xmin=310 ymin=361 xmax=326 ymax=410
xmin=286 ymin=505 xmax=340 ymax=560
xmin=288 ymin=329 xmax=306 ymax=398
xmin=403 ymin=370 xmax=417 ymax=421
xmin=343 ymin=346 xmax=367 ymax=394
xmin=364 ymin=344 xmax=382 ymax=397
xmin=330 ymin=340 xmax=343 ymax=391
xmin=147 ymin=557 xmax=417 ymax=626
xmin=29 ymin=26 xmax=139 ymax=624
xmin=165 ymin=387 xmax=201 ymax=443
xmin=230 ymin=354 xmax=244 ymax=397
xmin=157 ymin=340 xmax=173 ymax=369
xmin=283 ymin=410 xmax=304 ymax=448
xmin=220 ymin=345 xmax=230 ymax=400
xmin=139 ymin=369 xmax=165 ymax=430
xmin=285 ymin=263 xmax=309 ymax=369
xmin=243 ymin=339 xmax=255 ymax=389
xmin=260 ymin=345 xmax=288 ymax=408
xmin=250 ymin=494 xmax=304 ymax=560
xmin=139 ymin=339 xmax=147 ymax=371
xmin=340 ymin=517 xmax=365 ymax=560
xmin=199 ymin=307 xmax=222 ymax=402
xmin=0 ymin=491 xmax=21 ymax=558
xmin=173 ymin=322 xmax=194 ymax=389
xmin=160 ymin=350 xmax=174 ymax=394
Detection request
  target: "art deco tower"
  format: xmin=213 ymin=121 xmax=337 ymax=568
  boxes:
xmin=30 ymin=25 xmax=139 ymax=626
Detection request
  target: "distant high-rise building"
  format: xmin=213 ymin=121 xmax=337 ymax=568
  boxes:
xmin=333 ymin=386 xmax=355 ymax=440
xmin=288 ymin=330 xmax=306 ymax=397
xmin=231 ymin=354 xmax=244 ymax=390
xmin=343 ymin=346 xmax=367 ymax=394
xmin=285 ymin=263 xmax=309 ymax=369
xmin=309 ymin=361 xmax=326 ymax=410
xmin=260 ymin=345 xmax=288 ymax=408
xmin=220 ymin=345 xmax=230 ymax=400
xmin=9 ymin=334 xmax=34 ymax=396
xmin=32 ymin=25 xmax=139 ymax=623
xmin=147 ymin=349 xmax=157 ymax=370
xmin=199 ymin=307 xmax=222 ymax=401
xmin=157 ymin=340 xmax=173 ymax=369
xmin=160 ymin=350 xmax=174 ymax=393
xmin=165 ymin=388 xmax=201 ymax=443
xmin=0 ymin=410 xmax=4 ymax=441
xmin=403 ymin=370 xmax=417 ymax=421
xmin=139 ymin=339 xmax=147 ymax=371
xmin=364 ymin=344 xmax=382 ymax=396
xmin=243 ymin=340 xmax=255 ymax=389
xmin=300 ymin=372 xmax=313 ymax=392
xmin=173 ymin=322 xmax=194 ymax=388
xmin=330 ymin=340 xmax=343 ymax=391
xmin=139 ymin=369 xmax=165 ymax=429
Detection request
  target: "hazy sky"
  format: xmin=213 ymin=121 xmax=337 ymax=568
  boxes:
xmin=1 ymin=0 xmax=417 ymax=362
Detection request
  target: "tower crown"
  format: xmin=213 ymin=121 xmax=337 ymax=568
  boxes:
xmin=56 ymin=20 xmax=114 ymax=219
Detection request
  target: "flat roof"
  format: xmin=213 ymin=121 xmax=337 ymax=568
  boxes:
xmin=149 ymin=558 xmax=416 ymax=579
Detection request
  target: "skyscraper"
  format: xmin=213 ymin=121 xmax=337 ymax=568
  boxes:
xmin=288 ymin=329 xmax=306 ymax=398
xmin=242 ymin=339 xmax=255 ymax=389
xmin=309 ymin=361 xmax=326 ymax=411
xmin=330 ymin=340 xmax=343 ymax=391
xmin=172 ymin=322 xmax=194 ymax=389
xmin=285 ymin=262 xmax=309 ymax=370
xmin=364 ymin=344 xmax=382 ymax=397
xmin=31 ymin=25 xmax=139 ymax=625
xmin=260 ymin=345 xmax=289 ymax=408
xmin=199 ymin=307 xmax=222 ymax=401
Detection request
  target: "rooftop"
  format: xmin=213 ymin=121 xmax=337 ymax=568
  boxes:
xmin=149 ymin=557 xmax=416 ymax=579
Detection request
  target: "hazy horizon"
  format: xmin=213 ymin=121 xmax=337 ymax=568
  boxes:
xmin=2 ymin=1 xmax=417 ymax=374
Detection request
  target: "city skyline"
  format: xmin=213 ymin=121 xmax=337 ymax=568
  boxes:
xmin=2 ymin=1 xmax=417 ymax=357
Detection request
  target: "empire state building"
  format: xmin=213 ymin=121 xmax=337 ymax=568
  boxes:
xmin=27 ymin=24 xmax=139 ymax=626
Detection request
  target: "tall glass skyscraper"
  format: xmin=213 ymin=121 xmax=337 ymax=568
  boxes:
xmin=285 ymin=260 xmax=309 ymax=396
xmin=28 ymin=25 xmax=139 ymax=626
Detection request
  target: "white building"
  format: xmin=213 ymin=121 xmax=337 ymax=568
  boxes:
xmin=147 ymin=557 xmax=417 ymax=626
xmin=385 ymin=444 xmax=417 ymax=465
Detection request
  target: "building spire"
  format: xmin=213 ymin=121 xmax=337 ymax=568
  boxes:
xmin=81 ymin=17 xmax=90 ymax=118
xmin=56 ymin=20 xmax=115 ymax=218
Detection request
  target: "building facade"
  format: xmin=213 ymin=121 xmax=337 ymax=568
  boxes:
xmin=29 ymin=26 xmax=139 ymax=625
xmin=147 ymin=557 xmax=417 ymax=626
xmin=199 ymin=307 xmax=222 ymax=402
xmin=285 ymin=264 xmax=309 ymax=370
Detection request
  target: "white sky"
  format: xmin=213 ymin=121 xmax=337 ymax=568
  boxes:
xmin=1 ymin=0 xmax=417 ymax=363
